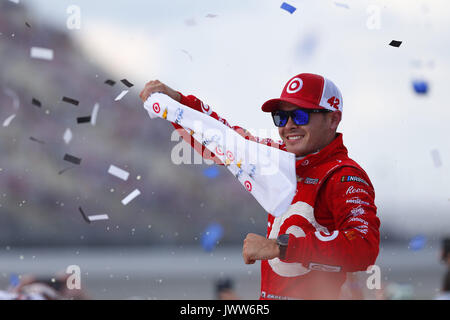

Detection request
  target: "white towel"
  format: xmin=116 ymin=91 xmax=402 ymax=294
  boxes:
xmin=144 ymin=93 xmax=296 ymax=217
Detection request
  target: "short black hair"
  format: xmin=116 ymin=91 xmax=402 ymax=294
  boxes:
xmin=215 ymin=278 xmax=234 ymax=295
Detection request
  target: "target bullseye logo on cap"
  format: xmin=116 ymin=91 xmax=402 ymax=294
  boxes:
xmin=244 ymin=180 xmax=253 ymax=192
xmin=153 ymin=103 xmax=161 ymax=113
xmin=286 ymin=77 xmax=303 ymax=94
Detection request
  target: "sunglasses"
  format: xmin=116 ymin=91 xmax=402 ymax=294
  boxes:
xmin=271 ymin=109 xmax=331 ymax=127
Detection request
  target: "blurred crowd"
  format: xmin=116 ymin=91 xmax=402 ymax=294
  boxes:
xmin=0 ymin=1 xmax=266 ymax=249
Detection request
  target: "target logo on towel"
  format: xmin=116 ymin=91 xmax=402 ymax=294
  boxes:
xmin=201 ymin=102 xmax=213 ymax=115
xmin=215 ymin=145 xmax=224 ymax=156
xmin=244 ymin=180 xmax=253 ymax=192
xmin=286 ymin=77 xmax=303 ymax=94
xmin=153 ymin=103 xmax=161 ymax=113
xmin=226 ymin=150 xmax=235 ymax=161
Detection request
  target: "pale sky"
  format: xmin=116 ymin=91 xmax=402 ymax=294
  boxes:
xmin=24 ymin=0 xmax=450 ymax=235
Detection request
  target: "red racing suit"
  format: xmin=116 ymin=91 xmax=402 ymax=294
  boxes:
xmin=172 ymin=93 xmax=380 ymax=300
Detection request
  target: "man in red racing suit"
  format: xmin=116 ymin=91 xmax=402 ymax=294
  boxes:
xmin=139 ymin=73 xmax=380 ymax=300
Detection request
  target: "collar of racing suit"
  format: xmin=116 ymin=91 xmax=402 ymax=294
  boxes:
xmin=294 ymin=133 xmax=347 ymax=170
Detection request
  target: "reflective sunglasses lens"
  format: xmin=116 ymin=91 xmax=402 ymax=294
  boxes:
xmin=272 ymin=111 xmax=288 ymax=127
xmin=291 ymin=109 xmax=309 ymax=125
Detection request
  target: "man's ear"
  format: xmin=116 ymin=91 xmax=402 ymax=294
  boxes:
xmin=329 ymin=111 xmax=342 ymax=131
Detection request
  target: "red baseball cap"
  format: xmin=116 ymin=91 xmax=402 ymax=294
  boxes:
xmin=261 ymin=73 xmax=343 ymax=113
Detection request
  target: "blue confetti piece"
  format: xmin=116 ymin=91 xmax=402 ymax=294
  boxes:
xmin=201 ymin=223 xmax=224 ymax=252
xmin=9 ymin=273 xmax=20 ymax=287
xmin=409 ymin=235 xmax=427 ymax=251
xmin=281 ymin=2 xmax=296 ymax=14
xmin=203 ymin=166 xmax=220 ymax=179
xmin=412 ymin=80 xmax=428 ymax=95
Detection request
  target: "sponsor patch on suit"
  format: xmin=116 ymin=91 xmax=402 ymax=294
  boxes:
xmin=341 ymin=175 xmax=369 ymax=186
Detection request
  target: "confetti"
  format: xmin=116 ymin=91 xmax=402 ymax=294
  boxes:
xmin=63 ymin=128 xmax=73 ymax=144
xmin=9 ymin=274 xmax=20 ymax=287
xmin=77 ymin=116 xmax=91 ymax=124
xmin=201 ymin=223 xmax=224 ymax=252
xmin=63 ymin=154 xmax=82 ymax=165
xmin=87 ymin=214 xmax=109 ymax=222
xmin=58 ymin=166 xmax=76 ymax=175
xmin=203 ymin=166 xmax=219 ymax=179
xmin=430 ymin=149 xmax=442 ymax=167
xmin=409 ymin=235 xmax=427 ymax=251
xmin=121 ymin=189 xmax=141 ymax=206
xmin=205 ymin=14 xmax=218 ymax=18
xmin=2 ymin=114 xmax=16 ymax=127
xmin=78 ymin=207 xmax=91 ymax=224
xmin=8 ymin=0 xmax=20 ymax=3
xmin=334 ymin=2 xmax=350 ymax=9
xmin=280 ymin=2 xmax=296 ymax=14
xmin=62 ymin=96 xmax=79 ymax=106
xmin=108 ymin=165 xmax=130 ymax=181
xmin=91 ymin=103 xmax=100 ymax=125
xmin=32 ymin=98 xmax=41 ymax=108
xmin=29 ymin=136 xmax=45 ymax=144
xmin=30 ymin=47 xmax=54 ymax=60
xmin=3 ymin=88 xmax=20 ymax=109
xmin=115 ymin=90 xmax=129 ymax=101
xmin=412 ymin=80 xmax=428 ymax=95
xmin=181 ymin=49 xmax=193 ymax=61
xmin=184 ymin=18 xmax=197 ymax=26
xmin=104 ymin=79 xmax=116 ymax=86
xmin=120 ymin=79 xmax=134 ymax=88
xmin=389 ymin=40 xmax=402 ymax=47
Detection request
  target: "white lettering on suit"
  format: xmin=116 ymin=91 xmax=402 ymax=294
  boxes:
xmin=268 ymin=201 xmax=329 ymax=277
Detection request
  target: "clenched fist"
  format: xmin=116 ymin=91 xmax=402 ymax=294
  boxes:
xmin=242 ymin=233 xmax=279 ymax=265
xmin=139 ymin=80 xmax=181 ymax=103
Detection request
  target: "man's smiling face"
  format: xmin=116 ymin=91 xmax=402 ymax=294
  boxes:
xmin=277 ymin=102 xmax=339 ymax=157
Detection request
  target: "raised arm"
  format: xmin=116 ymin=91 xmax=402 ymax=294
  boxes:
xmin=140 ymin=80 xmax=285 ymax=150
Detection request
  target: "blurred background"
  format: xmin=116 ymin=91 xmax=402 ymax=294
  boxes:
xmin=0 ymin=0 xmax=449 ymax=299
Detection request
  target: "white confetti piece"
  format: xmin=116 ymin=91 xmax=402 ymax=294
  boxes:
xmin=184 ymin=18 xmax=197 ymax=26
xmin=115 ymin=90 xmax=129 ymax=101
xmin=181 ymin=49 xmax=193 ymax=61
xmin=9 ymin=0 xmax=20 ymax=3
xmin=88 ymin=214 xmax=109 ymax=222
xmin=3 ymin=88 xmax=20 ymax=109
xmin=91 ymin=103 xmax=100 ymax=125
xmin=121 ymin=189 xmax=141 ymax=206
xmin=30 ymin=47 xmax=54 ymax=61
xmin=63 ymin=128 xmax=73 ymax=144
xmin=2 ymin=114 xmax=16 ymax=127
xmin=431 ymin=149 xmax=442 ymax=167
xmin=108 ymin=165 xmax=129 ymax=181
